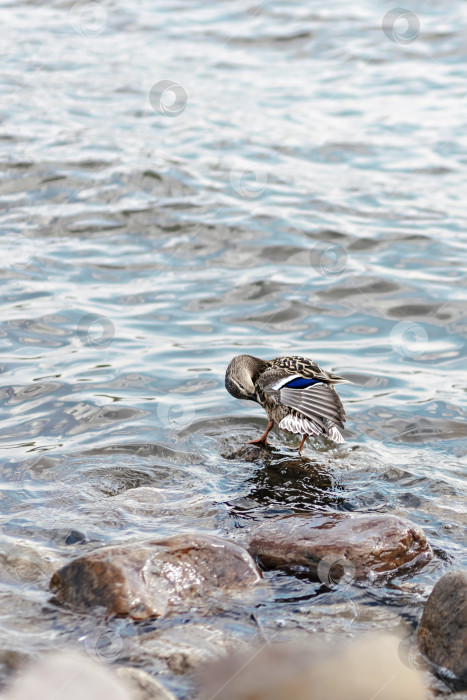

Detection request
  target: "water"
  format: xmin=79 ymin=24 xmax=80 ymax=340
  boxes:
xmin=0 ymin=0 xmax=466 ymax=695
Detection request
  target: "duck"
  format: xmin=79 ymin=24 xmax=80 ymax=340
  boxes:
xmin=225 ymin=354 xmax=346 ymax=452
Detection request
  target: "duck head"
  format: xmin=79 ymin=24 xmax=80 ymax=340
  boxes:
xmin=225 ymin=354 xmax=268 ymax=401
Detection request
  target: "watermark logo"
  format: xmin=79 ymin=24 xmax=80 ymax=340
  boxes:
xmin=83 ymin=626 xmax=123 ymax=663
xmin=390 ymin=321 xmax=428 ymax=358
xmin=398 ymin=631 xmax=424 ymax=670
xmin=382 ymin=8 xmax=420 ymax=44
xmin=77 ymin=313 xmax=115 ymax=348
xmin=157 ymin=393 xmax=196 ymax=431
xmin=317 ymin=553 xmax=356 ymax=590
xmin=309 ymin=241 xmax=348 ymax=277
xmin=229 ymin=166 xmax=267 ymax=198
xmin=69 ymin=1 xmax=108 ymax=36
xmin=4 ymin=233 xmax=38 ymax=269
xmin=149 ymin=80 xmax=188 ymax=117
xmin=2 ymin=542 xmax=48 ymax=585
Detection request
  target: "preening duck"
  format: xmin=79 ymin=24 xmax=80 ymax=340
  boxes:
xmin=225 ymin=354 xmax=346 ymax=452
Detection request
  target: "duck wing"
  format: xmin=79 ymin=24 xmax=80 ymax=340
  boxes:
xmin=259 ymin=366 xmax=346 ymax=432
xmin=279 ymin=380 xmax=346 ymax=430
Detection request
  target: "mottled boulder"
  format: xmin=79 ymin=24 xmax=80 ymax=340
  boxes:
xmin=247 ymin=512 xmax=431 ymax=581
xmin=50 ymin=534 xmax=261 ymax=619
xmin=417 ymin=570 xmax=467 ymax=688
xmin=197 ymin=634 xmax=427 ymax=700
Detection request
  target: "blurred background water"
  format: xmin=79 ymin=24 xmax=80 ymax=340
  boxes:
xmin=0 ymin=0 xmax=466 ymax=695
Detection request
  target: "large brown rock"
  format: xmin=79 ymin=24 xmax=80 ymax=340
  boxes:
xmin=247 ymin=512 xmax=431 ymax=581
xmin=417 ymin=570 xmax=467 ymax=687
xmin=50 ymin=534 xmax=261 ymax=620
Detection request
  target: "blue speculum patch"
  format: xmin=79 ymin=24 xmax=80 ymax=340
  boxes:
xmin=285 ymin=377 xmax=319 ymax=389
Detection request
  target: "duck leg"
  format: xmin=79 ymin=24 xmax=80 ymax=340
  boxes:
xmin=246 ymin=420 xmax=274 ymax=446
xmin=297 ymin=434 xmax=308 ymax=454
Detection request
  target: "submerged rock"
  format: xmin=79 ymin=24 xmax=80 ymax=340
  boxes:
xmin=0 ymin=650 xmax=32 ymax=679
xmin=135 ymin=618 xmax=259 ymax=675
xmin=0 ymin=541 xmax=65 ymax=586
xmin=417 ymin=570 xmax=467 ymax=688
xmin=50 ymin=533 xmax=261 ymax=619
xmin=197 ymin=633 xmax=427 ymax=700
xmin=247 ymin=512 xmax=431 ymax=581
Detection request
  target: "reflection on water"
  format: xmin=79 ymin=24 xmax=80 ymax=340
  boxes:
xmin=0 ymin=0 xmax=466 ymax=695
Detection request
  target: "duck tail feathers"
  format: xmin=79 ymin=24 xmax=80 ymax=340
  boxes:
xmin=326 ymin=425 xmax=345 ymax=443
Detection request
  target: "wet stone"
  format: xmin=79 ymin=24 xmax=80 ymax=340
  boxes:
xmin=417 ymin=570 xmax=467 ymax=689
xmin=50 ymin=533 xmax=261 ymax=620
xmin=247 ymin=512 xmax=432 ymax=581
xmin=64 ymin=530 xmax=88 ymax=545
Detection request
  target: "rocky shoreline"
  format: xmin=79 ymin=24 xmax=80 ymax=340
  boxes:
xmin=2 ymin=446 xmax=466 ymax=699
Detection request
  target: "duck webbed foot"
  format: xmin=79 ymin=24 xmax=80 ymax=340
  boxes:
xmin=245 ymin=420 xmax=274 ymax=446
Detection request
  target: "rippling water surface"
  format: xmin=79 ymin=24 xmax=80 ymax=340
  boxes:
xmin=0 ymin=0 xmax=466 ymax=696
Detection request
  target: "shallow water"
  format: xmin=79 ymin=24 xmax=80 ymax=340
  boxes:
xmin=0 ymin=0 xmax=466 ymax=695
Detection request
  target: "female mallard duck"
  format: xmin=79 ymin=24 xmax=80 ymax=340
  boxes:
xmin=225 ymin=354 xmax=346 ymax=451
